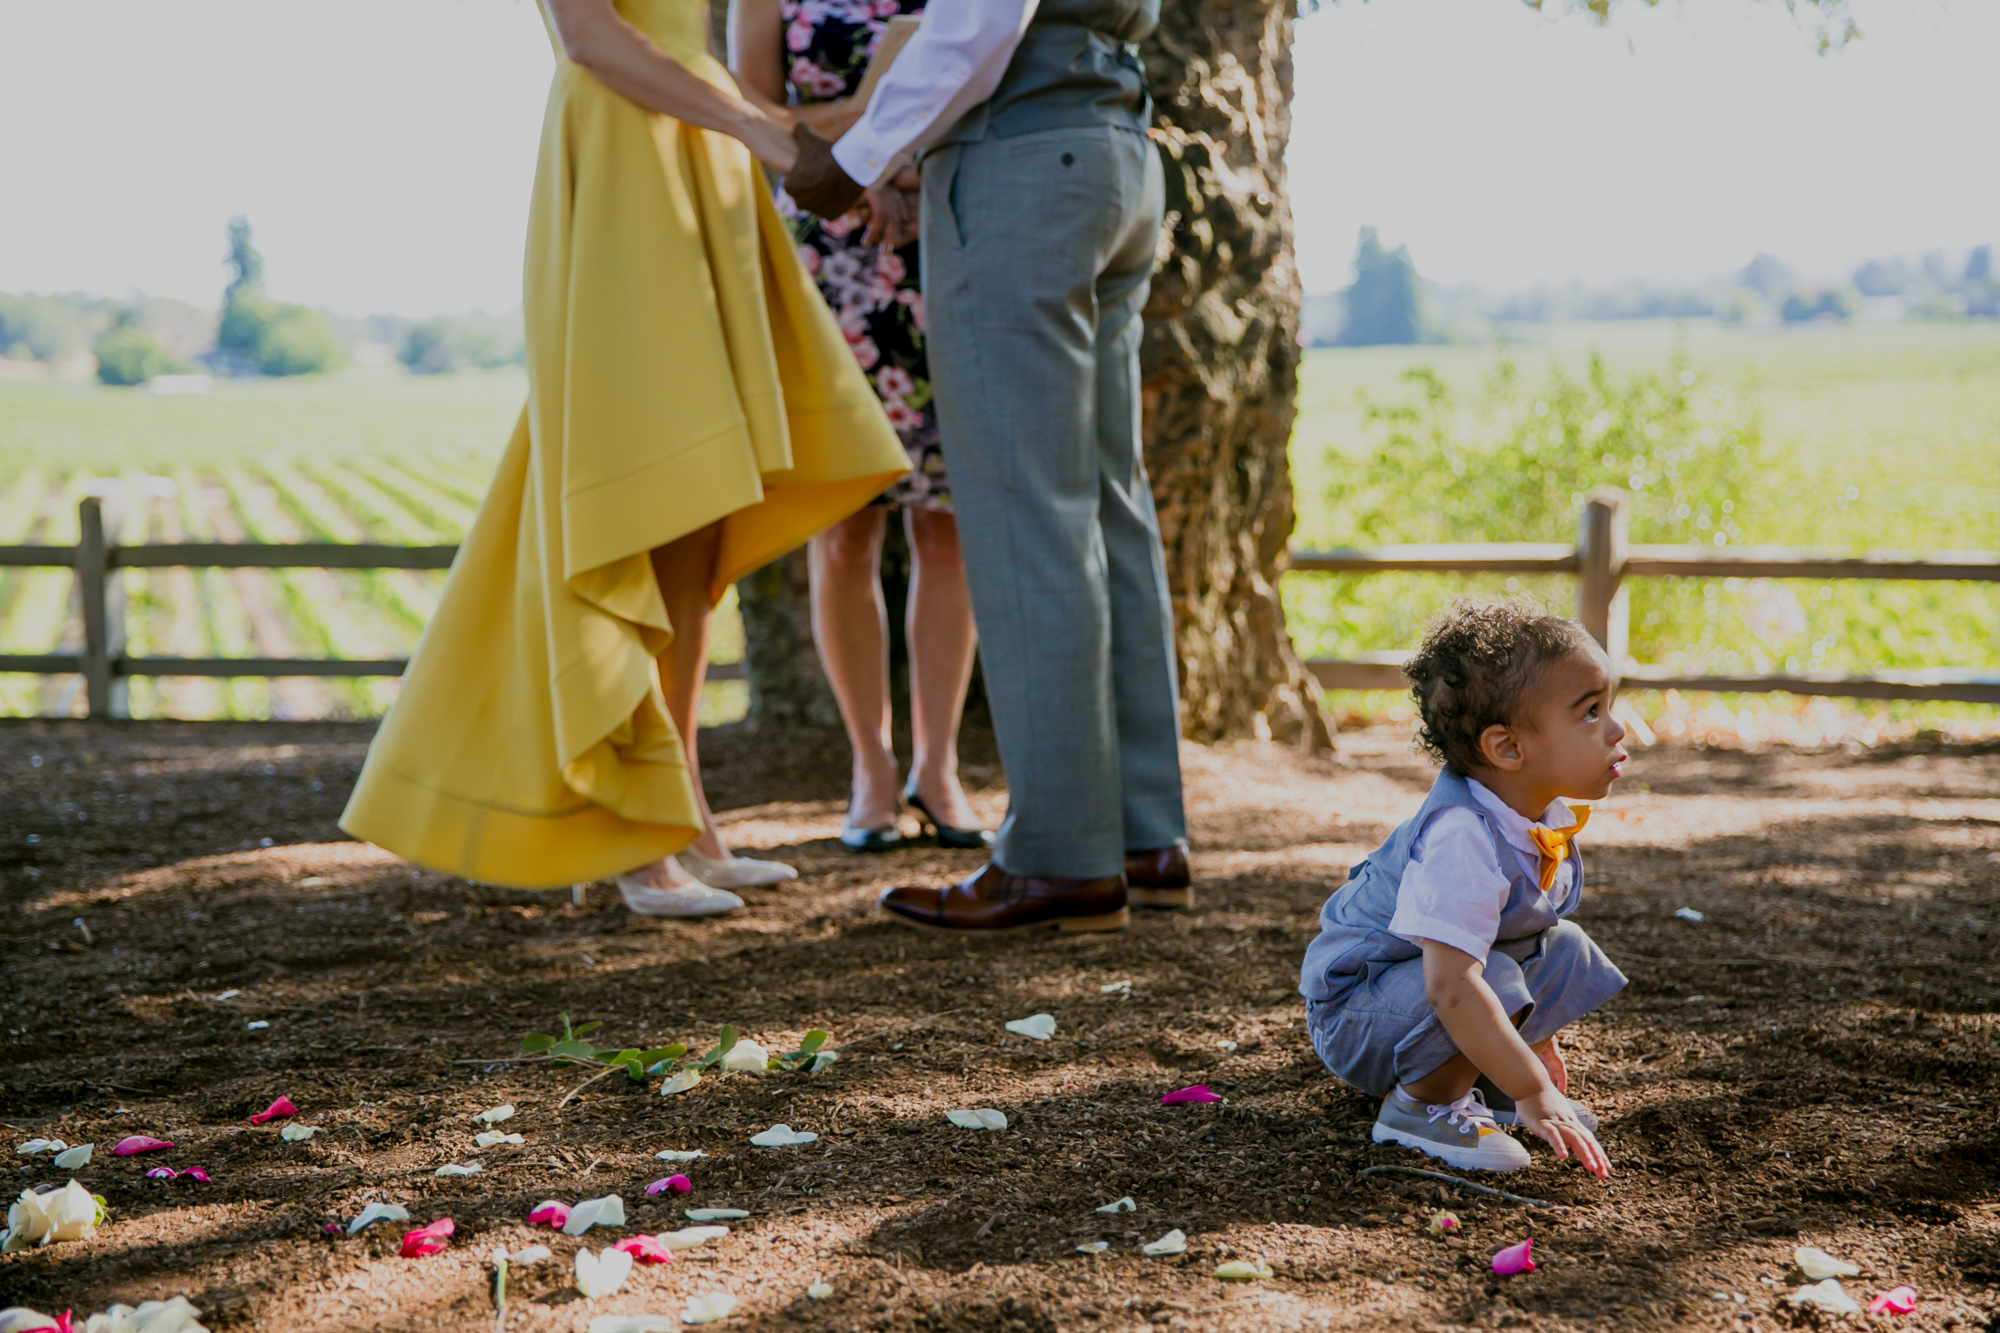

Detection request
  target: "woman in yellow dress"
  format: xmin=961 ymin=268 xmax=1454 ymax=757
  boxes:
xmin=340 ymin=0 xmax=908 ymax=917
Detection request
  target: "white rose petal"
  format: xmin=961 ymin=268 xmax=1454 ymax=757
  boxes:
xmin=1794 ymin=1246 xmax=1861 ymax=1280
xmin=573 ymin=1246 xmax=635 ymax=1299
xmin=347 ymin=1202 xmax=409 ymax=1235
xmin=587 ymin=1318 xmax=677 ymax=1333
xmin=474 ymin=1132 xmax=525 ymax=1149
xmin=245 ymin=1022 xmax=269 ymax=1031
xmin=280 ymin=1125 xmax=316 ymax=1142
xmin=808 ymin=1051 xmax=839 ymax=1072
xmin=509 ymin=1245 xmax=553 ymax=1265
xmin=1674 ymin=907 xmax=1706 ymax=923
xmin=684 ymin=1208 xmax=748 ymax=1221
xmin=52 ymin=1145 xmax=92 ymax=1170
xmin=720 ymin=1040 xmax=770 ymax=1074
xmin=1094 ymin=1196 xmax=1136 ymax=1214
xmin=473 ymin=1104 xmax=516 ymax=1125
xmin=655 ymin=1150 xmax=705 ymax=1162
xmin=1788 ymin=1279 xmax=1861 ymax=1314
xmin=806 ymin=1281 xmax=833 ymax=1300
xmin=0 ymin=1310 xmax=64 ymax=1332
xmin=945 ymin=1109 xmax=1007 ymax=1131
xmin=655 ymin=1226 xmax=729 ymax=1250
xmin=562 ymin=1195 xmax=627 ymax=1235
xmin=79 ymin=1297 xmax=210 ymax=1333
xmin=14 ymin=1140 xmax=64 ymax=1156
xmin=2 ymin=1180 xmax=101 ymax=1252
xmin=1217 ymin=1040 xmax=1238 ymax=1053
xmin=748 ymin=1124 xmax=816 ymax=1147
xmin=1077 ymin=1242 xmax=1110 ymax=1255
xmin=434 ymin=1163 xmax=482 ymax=1177
xmin=660 ymin=1070 xmax=701 ymax=1096
xmin=1003 ymin=1014 xmax=1056 ymax=1041
xmin=1142 ymin=1228 xmax=1187 ymax=1257
xmin=1099 ymin=981 xmax=1132 ymax=997
xmin=681 ymin=1292 xmax=737 ymax=1325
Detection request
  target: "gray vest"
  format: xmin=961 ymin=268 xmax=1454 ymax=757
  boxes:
xmin=1297 ymin=770 xmax=1583 ymax=1003
xmin=935 ymin=0 xmax=1157 ymax=146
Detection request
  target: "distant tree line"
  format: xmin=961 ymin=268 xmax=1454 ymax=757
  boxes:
xmin=1302 ymin=234 xmax=1999 ymax=347
xmin=0 ymin=217 xmax=525 ymax=386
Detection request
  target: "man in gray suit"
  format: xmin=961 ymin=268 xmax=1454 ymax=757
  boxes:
xmin=787 ymin=0 xmax=1191 ymax=934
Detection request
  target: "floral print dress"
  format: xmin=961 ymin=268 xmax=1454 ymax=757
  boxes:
xmin=773 ymin=0 xmax=947 ymax=511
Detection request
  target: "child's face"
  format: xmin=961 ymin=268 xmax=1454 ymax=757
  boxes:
xmin=1483 ymin=648 xmax=1629 ymax=801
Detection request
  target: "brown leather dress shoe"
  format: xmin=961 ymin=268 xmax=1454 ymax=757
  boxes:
xmin=1125 ymin=844 xmax=1193 ymax=910
xmin=879 ymin=862 xmax=1129 ymax=934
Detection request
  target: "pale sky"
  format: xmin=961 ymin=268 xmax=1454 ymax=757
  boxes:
xmin=0 ymin=0 xmax=1993 ymax=315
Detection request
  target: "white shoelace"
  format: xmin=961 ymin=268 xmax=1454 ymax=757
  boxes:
xmin=1424 ymin=1089 xmax=1498 ymax=1133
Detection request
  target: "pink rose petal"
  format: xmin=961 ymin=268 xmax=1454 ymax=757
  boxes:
xmin=645 ymin=1175 xmax=693 ymax=1196
xmin=322 ymin=1223 xmax=342 ymax=1235
xmin=1868 ymin=1286 xmax=1918 ymax=1316
xmin=182 ymin=1167 xmax=211 ymax=1183
xmin=146 ymin=1167 xmax=177 ymax=1179
xmin=1492 ymin=1238 xmax=1536 ymax=1276
xmin=399 ymin=1217 xmax=455 ymax=1258
xmin=1160 ymin=1085 xmax=1222 ymax=1105
xmin=113 ymin=1136 xmax=175 ymax=1156
xmin=613 ymin=1233 xmax=677 ymax=1264
xmin=249 ymin=1096 xmax=297 ymax=1125
xmin=527 ymin=1201 xmax=571 ymax=1229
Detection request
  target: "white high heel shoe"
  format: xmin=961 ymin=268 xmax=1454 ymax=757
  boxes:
xmin=615 ymin=858 xmax=744 ymax=918
xmin=675 ymin=845 xmax=799 ymax=890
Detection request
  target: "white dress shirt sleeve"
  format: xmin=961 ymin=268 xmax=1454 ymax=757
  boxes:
xmin=830 ymin=0 xmax=1039 ymax=187
xmin=1387 ymin=808 xmax=1511 ymax=962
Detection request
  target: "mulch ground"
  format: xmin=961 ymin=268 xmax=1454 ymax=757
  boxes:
xmin=1 ymin=717 xmax=1997 ymax=1332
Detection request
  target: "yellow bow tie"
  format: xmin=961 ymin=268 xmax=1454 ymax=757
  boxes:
xmin=1527 ymin=806 xmax=1591 ymax=891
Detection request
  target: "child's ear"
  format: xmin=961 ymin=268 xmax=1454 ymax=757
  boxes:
xmin=1478 ymin=723 xmax=1524 ymax=772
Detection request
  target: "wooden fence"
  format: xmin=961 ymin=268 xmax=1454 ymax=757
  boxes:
xmin=0 ymin=490 xmax=1994 ymax=718
xmin=1293 ymin=489 xmax=2000 ymax=705
xmin=0 ymin=496 xmax=740 ymax=718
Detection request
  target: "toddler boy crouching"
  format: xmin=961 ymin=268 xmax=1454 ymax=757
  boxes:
xmin=1300 ymin=600 xmax=1629 ymax=1177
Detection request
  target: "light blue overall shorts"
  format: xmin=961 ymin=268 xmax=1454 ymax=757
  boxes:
xmin=1299 ymin=770 xmax=1628 ymax=1097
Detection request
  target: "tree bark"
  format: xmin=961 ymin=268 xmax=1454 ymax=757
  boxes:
xmin=737 ymin=0 xmax=1327 ymax=748
xmin=1137 ymin=0 xmax=1325 ymax=748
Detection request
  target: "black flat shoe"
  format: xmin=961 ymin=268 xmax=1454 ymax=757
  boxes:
xmin=839 ymin=822 xmax=904 ymax=853
xmin=903 ymin=780 xmax=995 ymax=851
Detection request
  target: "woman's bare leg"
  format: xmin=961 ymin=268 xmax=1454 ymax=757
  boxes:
xmin=903 ymin=507 xmax=979 ymax=828
xmin=623 ymin=520 xmax=729 ymax=888
xmin=809 ymin=507 xmax=900 ymax=829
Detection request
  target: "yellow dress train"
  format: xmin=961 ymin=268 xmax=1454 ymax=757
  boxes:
xmin=340 ymin=0 xmax=907 ymax=889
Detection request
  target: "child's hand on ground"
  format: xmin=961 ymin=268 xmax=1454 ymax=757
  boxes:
xmin=1515 ymin=1089 xmax=1611 ymax=1179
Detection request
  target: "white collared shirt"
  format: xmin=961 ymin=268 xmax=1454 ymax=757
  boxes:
xmin=1386 ymin=777 xmax=1581 ymax=962
xmin=829 ymin=0 xmax=1040 ymax=188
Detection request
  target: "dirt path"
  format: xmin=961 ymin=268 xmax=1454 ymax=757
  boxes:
xmin=1 ymin=720 xmax=1996 ymax=1331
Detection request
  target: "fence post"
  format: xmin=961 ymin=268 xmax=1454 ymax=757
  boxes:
xmin=1576 ymin=488 xmax=1628 ymax=683
xmin=77 ymin=497 xmax=128 ymax=719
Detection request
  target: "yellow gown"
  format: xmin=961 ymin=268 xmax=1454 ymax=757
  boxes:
xmin=340 ymin=0 xmax=907 ymax=889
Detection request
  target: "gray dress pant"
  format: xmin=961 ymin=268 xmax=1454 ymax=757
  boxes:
xmin=919 ymin=125 xmax=1186 ymax=879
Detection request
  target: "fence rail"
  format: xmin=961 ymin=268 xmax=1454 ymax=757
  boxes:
xmin=1293 ymin=488 xmax=2000 ymax=706
xmin=0 ymin=496 xmax=739 ymax=718
xmin=0 ymin=491 xmax=1995 ymax=717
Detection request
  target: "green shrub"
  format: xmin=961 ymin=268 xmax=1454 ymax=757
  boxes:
xmin=1288 ymin=353 xmax=1796 ymax=672
xmin=399 ymin=316 xmax=521 ymax=374
xmin=253 ymin=305 xmax=344 ymax=377
xmin=94 ymin=322 xmax=185 ymax=386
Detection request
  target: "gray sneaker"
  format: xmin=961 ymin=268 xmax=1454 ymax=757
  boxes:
xmin=1474 ymin=1076 xmax=1600 ymax=1133
xmin=1370 ymin=1089 xmax=1532 ymax=1172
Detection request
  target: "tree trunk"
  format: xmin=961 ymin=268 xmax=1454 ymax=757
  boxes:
xmin=738 ymin=0 xmax=1327 ymax=748
xmin=1140 ymin=0 xmax=1327 ymax=748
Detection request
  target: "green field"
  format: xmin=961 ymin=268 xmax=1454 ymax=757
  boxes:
xmin=1287 ymin=320 xmax=2000 ymax=737
xmin=1 ymin=322 xmax=1995 ymax=732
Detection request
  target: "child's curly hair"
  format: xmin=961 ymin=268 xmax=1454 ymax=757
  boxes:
xmin=1403 ymin=598 xmax=1600 ymax=775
